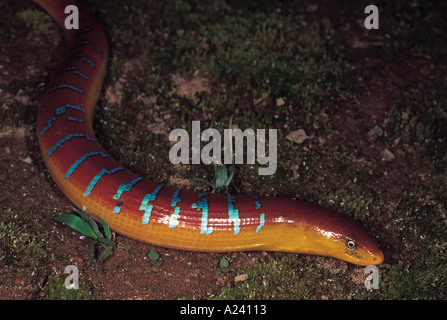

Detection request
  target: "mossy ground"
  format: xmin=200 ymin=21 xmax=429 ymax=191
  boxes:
xmin=0 ymin=0 xmax=446 ymax=299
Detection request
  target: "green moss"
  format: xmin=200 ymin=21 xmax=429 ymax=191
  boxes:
xmin=0 ymin=220 xmax=49 ymax=272
xmin=42 ymin=278 xmax=94 ymax=300
xmin=356 ymin=262 xmax=447 ymax=300
xmin=16 ymin=8 xmax=56 ymax=43
xmin=214 ymin=254 xmax=347 ymax=300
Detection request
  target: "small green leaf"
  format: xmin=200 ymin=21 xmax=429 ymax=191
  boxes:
xmin=148 ymin=250 xmax=163 ymax=266
xmin=88 ymin=239 xmax=98 ymax=269
xmin=220 ymin=258 xmax=229 ymax=268
xmin=224 ymin=166 xmax=235 ymax=187
xmin=98 ymin=237 xmax=116 ymax=247
xmin=98 ymin=246 xmax=113 ymax=263
xmin=53 ymin=209 xmax=134 ymax=269
xmin=149 ymin=250 xmax=160 ymax=261
xmin=50 ymin=214 xmax=98 ymax=239
xmin=83 ymin=210 xmax=112 ymax=240
xmin=151 ymin=260 xmax=163 ymax=266
xmin=191 ymin=164 xmax=236 ymax=193
xmin=76 ymin=210 xmax=103 ymax=239
xmin=214 ymin=165 xmax=227 ymax=189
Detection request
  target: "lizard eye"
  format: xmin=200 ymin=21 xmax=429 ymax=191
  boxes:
xmin=346 ymin=239 xmax=356 ymax=250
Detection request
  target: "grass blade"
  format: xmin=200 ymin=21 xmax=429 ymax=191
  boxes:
xmin=74 ymin=209 xmax=103 ymax=239
xmin=191 ymin=177 xmax=215 ymax=189
xmin=73 ymin=207 xmax=112 ymax=240
xmin=88 ymin=239 xmax=98 ymax=269
xmin=98 ymin=237 xmax=116 ymax=247
xmin=50 ymin=214 xmax=98 ymax=239
xmin=118 ymin=245 xmax=134 ymax=260
xmin=86 ymin=212 xmax=112 ymax=240
xmin=97 ymin=246 xmax=113 ymax=263
xmin=224 ymin=166 xmax=235 ymax=187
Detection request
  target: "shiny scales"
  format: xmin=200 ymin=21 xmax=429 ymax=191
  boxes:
xmin=33 ymin=0 xmax=383 ymax=266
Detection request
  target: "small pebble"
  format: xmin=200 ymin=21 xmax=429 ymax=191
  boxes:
xmin=381 ymin=148 xmax=395 ymax=162
xmin=234 ymin=274 xmax=249 ymax=282
xmin=276 ymin=97 xmax=285 ymax=107
xmin=367 ymin=125 xmax=383 ymax=139
xmin=21 ymin=156 xmax=33 ymax=164
xmin=286 ymin=129 xmax=308 ymax=144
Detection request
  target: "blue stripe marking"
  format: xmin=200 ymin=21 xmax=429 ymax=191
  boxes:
xmin=55 ymin=104 xmax=85 ymax=115
xmin=83 ymin=166 xmax=124 ymax=196
xmin=61 ymin=66 xmax=77 ymax=72
xmin=47 ymin=133 xmax=95 ymax=156
xmin=192 ymin=193 xmax=213 ymax=234
xmin=227 ymin=194 xmax=240 ymax=235
xmin=171 ymin=189 xmax=181 ymax=207
xmin=113 ymin=201 xmax=124 ymax=214
xmin=67 ymin=116 xmax=84 ymax=122
xmin=113 ymin=177 xmax=143 ymax=200
xmin=75 ymin=27 xmax=92 ymax=36
xmin=61 ymin=66 xmax=89 ymax=80
xmin=82 ymin=57 xmax=95 ymax=67
xmin=40 ymin=116 xmax=56 ymax=135
xmin=74 ymin=40 xmax=92 ymax=47
xmin=65 ymin=151 xmax=110 ymax=179
xmin=256 ymin=213 xmax=265 ymax=233
xmin=74 ymin=70 xmax=89 ymax=80
xmin=169 ymin=207 xmax=181 ymax=228
xmin=168 ymin=190 xmax=182 ymax=228
xmin=70 ymin=53 xmax=85 ymax=58
xmin=70 ymin=53 xmax=95 ymax=67
xmin=254 ymin=196 xmax=265 ymax=232
xmin=45 ymin=84 xmax=83 ymax=94
xmin=41 ymin=105 xmax=86 ymax=136
xmin=140 ymin=185 xmax=163 ymax=224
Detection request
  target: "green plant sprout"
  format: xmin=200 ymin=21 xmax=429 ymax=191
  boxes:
xmin=192 ymin=164 xmax=236 ymax=193
xmin=216 ymin=257 xmax=232 ymax=274
xmin=51 ymin=208 xmax=133 ymax=269
xmin=148 ymin=250 xmax=163 ymax=266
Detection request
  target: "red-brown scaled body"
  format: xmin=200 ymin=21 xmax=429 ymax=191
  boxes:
xmin=33 ymin=0 xmax=383 ymax=266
